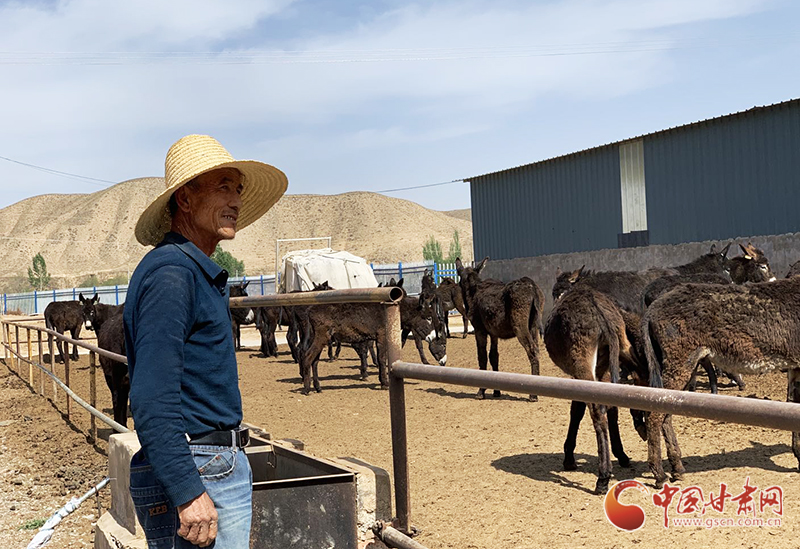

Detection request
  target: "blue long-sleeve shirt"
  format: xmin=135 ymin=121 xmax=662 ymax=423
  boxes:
xmin=123 ymin=232 xmax=242 ymax=507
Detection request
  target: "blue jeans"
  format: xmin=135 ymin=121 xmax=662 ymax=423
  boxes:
xmin=130 ymin=446 xmax=253 ymax=549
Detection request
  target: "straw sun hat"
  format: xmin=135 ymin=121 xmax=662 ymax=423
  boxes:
xmin=135 ymin=134 xmax=288 ymax=246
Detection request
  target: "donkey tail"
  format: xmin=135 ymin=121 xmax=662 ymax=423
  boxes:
xmin=528 ymin=286 xmax=541 ymax=338
xmin=643 ymin=314 xmax=664 ymax=389
xmin=592 ymin=295 xmax=621 ymax=384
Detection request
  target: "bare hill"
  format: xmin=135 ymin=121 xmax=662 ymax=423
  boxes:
xmin=0 ymin=178 xmax=472 ymax=290
xmin=442 ymin=208 xmax=472 ymax=223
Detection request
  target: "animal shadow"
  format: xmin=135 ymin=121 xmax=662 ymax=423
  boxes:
xmin=422 ymin=386 xmax=531 ymax=402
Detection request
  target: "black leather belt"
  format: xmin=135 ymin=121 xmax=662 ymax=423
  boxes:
xmin=188 ymin=428 xmax=250 ymax=448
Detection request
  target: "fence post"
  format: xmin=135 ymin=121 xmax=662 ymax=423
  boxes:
xmin=3 ymin=293 xmax=6 ymax=314
xmin=27 ymin=327 xmax=32 ymax=386
xmin=48 ymin=333 xmax=56 ymax=400
xmin=34 ymin=291 xmax=38 ymax=315
xmin=115 ymin=285 xmax=119 ymax=305
xmin=260 ymin=275 xmax=264 ymax=295
xmin=89 ymin=351 xmax=97 ymax=443
xmin=398 ymin=262 xmax=403 ymax=280
xmin=15 ymin=325 xmax=21 ymax=374
xmin=53 ymin=289 xmax=57 ymax=302
xmin=37 ymin=330 xmax=44 ymax=396
xmin=73 ymin=288 xmax=76 ymax=300
xmin=433 ymin=262 xmax=439 ymax=285
xmin=384 ymin=302 xmax=411 ymax=533
xmin=64 ymin=348 xmax=71 ymax=420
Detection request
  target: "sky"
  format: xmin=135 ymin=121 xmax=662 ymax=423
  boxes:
xmin=0 ymin=0 xmax=798 ymax=212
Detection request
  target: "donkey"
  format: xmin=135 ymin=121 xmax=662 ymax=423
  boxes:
xmin=44 ymin=297 xmax=88 ymax=363
xmin=727 ymin=243 xmax=776 ymax=284
xmin=96 ymin=312 xmax=130 ymax=427
xmin=421 ymin=271 xmax=470 ymax=338
xmin=642 ymin=276 xmax=800 ymax=488
xmin=553 ymin=243 xmax=732 ymax=314
xmin=229 ymin=282 xmax=255 ymax=351
xmin=456 ymin=257 xmax=542 ymax=400
xmin=787 ymin=260 xmax=800 ymax=279
xmin=296 ymin=302 xmax=392 ymax=394
xmin=544 ymin=286 xmax=649 ymax=494
xmin=386 ymin=278 xmax=448 ymax=366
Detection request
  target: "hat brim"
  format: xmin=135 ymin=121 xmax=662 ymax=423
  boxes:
xmin=135 ymin=160 xmax=288 ymax=246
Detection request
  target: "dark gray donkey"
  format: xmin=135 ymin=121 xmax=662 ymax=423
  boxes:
xmin=456 ymin=257 xmax=542 ymax=401
xmin=420 ymin=271 xmax=470 ymax=338
xmin=544 ymin=286 xmax=649 ymax=494
xmin=642 ymin=276 xmax=800 ymax=488
xmin=229 ymin=282 xmax=255 ymax=351
xmin=553 ymin=243 xmax=733 ymax=314
xmin=45 ymin=295 xmax=90 ymax=363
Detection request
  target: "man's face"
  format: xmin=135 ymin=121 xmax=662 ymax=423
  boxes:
xmin=184 ymin=168 xmax=244 ymax=242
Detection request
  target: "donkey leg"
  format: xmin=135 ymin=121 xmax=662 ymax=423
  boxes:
xmin=475 ymin=331 xmax=489 ymax=399
xmin=662 ymin=415 xmax=685 ymax=482
xmin=375 ymin=341 xmax=388 ymax=388
xmin=646 ymin=411 xmax=668 ymax=488
xmin=354 ymin=344 xmax=369 ymax=381
xmin=414 ymin=335 xmax=429 ymax=365
xmin=563 ymin=400 xmax=586 ymax=471
xmin=71 ymin=327 xmax=81 ymax=360
xmin=607 ymin=406 xmax=631 ymax=467
xmin=462 ymin=315 xmax=469 ymax=339
xmin=489 ymin=335 xmax=501 ymax=397
xmin=312 ymin=351 xmax=323 ymax=393
xmin=513 ymin=324 xmax=540 ymax=401
xmin=588 ymin=402 xmax=613 ymax=494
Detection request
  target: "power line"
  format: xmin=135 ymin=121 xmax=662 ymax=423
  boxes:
xmin=375 ymin=180 xmax=467 ymax=193
xmin=0 ymin=155 xmax=115 ymax=187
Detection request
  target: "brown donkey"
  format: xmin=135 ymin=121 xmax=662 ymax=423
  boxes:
xmin=642 ymin=276 xmax=800 ymax=487
xmin=544 ymin=286 xmax=648 ymax=494
xmin=455 ymin=257 xmax=542 ymax=400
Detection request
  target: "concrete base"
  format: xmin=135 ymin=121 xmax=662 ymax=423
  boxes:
xmin=95 ymin=431 xmax=392 ymax=548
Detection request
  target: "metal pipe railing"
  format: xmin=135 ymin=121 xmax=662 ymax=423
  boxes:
xmin=229 ymin=286 xmax=403 ymax=308
xmin=0 ymin=320 xmax=129 ymax=435
xmin=391 ymin=362 xmax=800 ymax=432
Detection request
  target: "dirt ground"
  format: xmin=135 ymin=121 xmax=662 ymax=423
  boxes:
xmin=1 ymin=328 xmax=798 ymax=548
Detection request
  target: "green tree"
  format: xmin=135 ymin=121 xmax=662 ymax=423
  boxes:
xmin=447 ymin=230 xmax=462 ymax=263
xmin=422 ymin=236 xmax=444 ymax=263
xmin=27 ymin=253 xmax=51 ymax=291
xmin=211 ymin=245 xmax=245 ymax=276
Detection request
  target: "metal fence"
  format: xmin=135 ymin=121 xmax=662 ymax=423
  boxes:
xmin=1 ymin=261 xmax=468 ymax=315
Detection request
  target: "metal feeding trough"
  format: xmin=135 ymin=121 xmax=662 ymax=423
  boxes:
xmin=246 ymin=436 xmax=358 ymax=548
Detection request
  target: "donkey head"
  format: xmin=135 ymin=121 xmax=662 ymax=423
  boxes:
xmin=312 ymin=281 xmax=332 ymax=291
xmin=79 ymin=292 xmax=100 ymax=331
xmin=551 ymin=266 xmax=585 ymax=301
xmin=455 ymin=257 xmax=488 ymax=312
xmin=229 ymin=282 xmax=253 ymax=324
xmin=733 ymin=243 xmax=775 ymax=283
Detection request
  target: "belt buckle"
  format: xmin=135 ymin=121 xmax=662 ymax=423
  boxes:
xmin=235 ymin=427 xmax=250 ymax=448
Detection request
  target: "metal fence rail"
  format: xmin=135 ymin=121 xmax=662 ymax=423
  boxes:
xmin=1 ymin=318 xmax=130 ymax=441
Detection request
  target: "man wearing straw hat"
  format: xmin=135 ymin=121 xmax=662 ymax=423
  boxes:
xmin=123 ymin=135 xmax=287 ymax=548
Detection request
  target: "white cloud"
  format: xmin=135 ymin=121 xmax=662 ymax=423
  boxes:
xmin=0 ymin=0 xmax=781 ymax=210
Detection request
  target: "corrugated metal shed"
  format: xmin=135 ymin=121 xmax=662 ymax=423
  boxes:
xmin=467 ymin=98 xmax=800 ymax=260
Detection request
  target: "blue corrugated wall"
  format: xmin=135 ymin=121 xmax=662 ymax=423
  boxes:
xmin=471 ymin=146 xmax=621 ymax=260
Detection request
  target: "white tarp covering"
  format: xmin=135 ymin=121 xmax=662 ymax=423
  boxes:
xmin=279 ymin=249 xmax=378 ymax=293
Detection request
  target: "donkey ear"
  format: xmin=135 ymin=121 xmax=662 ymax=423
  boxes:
xmin=476 ymin=256 xmax=489 ymax=273
xmin=710 ymin=243 xmax=717 ymax=254
xmin=389 ymin=277 xmax=397 ymax=286
xmin=79 ymin=292 xmax=85 ymax=303
xmin=555 ymin=267 xmax=563 ymax=277
xmin=739 ymin=243 xmax=753 ymax=260
xmin=92 ymin=293 xmax=99 ymax=303
xmin=378 ymin=282 xmax=384 ymax=287
xmin=397 ymin=278 xmax=404 ymax=288
xmin=720 ymin=243 xmax=732 ymax=259
xmin=455 ymin=258 xmax=463 ymax=273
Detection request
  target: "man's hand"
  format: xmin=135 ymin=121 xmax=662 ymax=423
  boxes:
xmin=177 ymin=492 xmax=218 ymax=547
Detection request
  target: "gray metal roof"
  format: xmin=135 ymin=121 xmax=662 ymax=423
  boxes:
xmin=466 ymin=97 xmax=800 ymax=181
